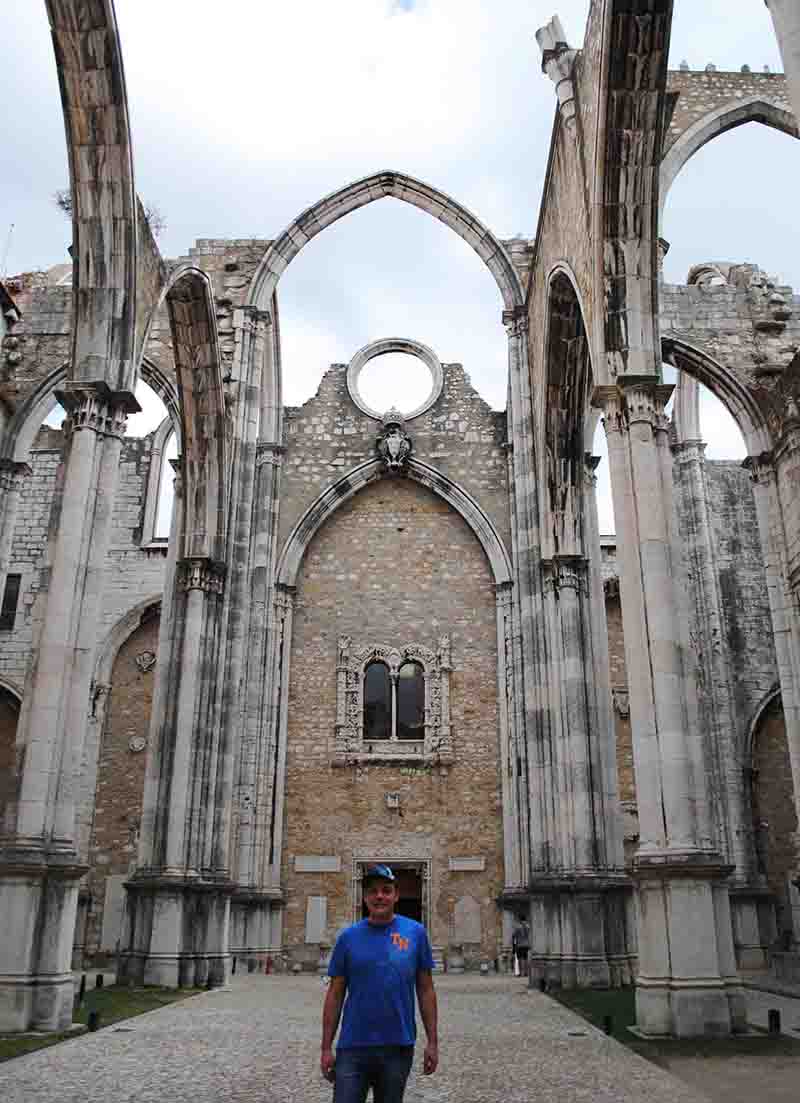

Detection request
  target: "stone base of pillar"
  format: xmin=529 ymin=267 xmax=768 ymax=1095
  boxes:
xmin=729 ymin=883 xmax=775 ymax=971
xmin=228 ymin=890 xmax=285 ymax=969
xmin=632 ymin=855 xmax=747 ymax=1038
xmin=526 ymin=875 xmax=636 ymax=989
xmin=0 ymin=846 xmax=86 ymax=1032
xmin=118 ymin=872 xmax=235 ymax=989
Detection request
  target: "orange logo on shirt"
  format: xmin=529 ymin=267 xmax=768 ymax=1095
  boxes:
xmin=391 ymin=932 xmax=409 ymax=951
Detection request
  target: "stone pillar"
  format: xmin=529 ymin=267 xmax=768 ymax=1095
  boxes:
xmin=0 ymin=382 xmax=137 ymax=1032
xmin=767 ymin=0 xmax=800 ymax=123
xmin=120 ymin=549 xmax=233 ymax=989
xmin=673 ymin=428 xmax=768 ymax=969
xmin=595 ymin=378 xmax=746 ymax=1037
xmin=496 ymin=581 xmax=522 ymax=889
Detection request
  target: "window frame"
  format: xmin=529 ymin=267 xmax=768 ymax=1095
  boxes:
xmin=335 ymin=636 xmax=453 ymax=765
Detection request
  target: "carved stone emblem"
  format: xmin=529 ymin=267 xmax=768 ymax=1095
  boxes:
xmin=376 ymin=409 xmax=412 ymax=473
xmin=128 ymin=735 xmax=147 ymax=753
xmin=612 ymin=689 xmax=630 ymax=718
xmin=135 ymin=649 xmax=157 ymax=673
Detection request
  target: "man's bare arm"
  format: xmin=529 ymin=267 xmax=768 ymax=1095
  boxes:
xmin=416 ymin=969 xmax=439 ymax=1075
xmin=321 ymin=976 xmax=347 ymax=1080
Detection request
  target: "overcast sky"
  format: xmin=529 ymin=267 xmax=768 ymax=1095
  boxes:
xmin=2 ymin=1 xmax=798 ymax=532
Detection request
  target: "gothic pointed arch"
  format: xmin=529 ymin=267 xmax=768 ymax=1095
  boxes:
xmin=163 ymin=265 xmax=229 ymax=561
xmin=247 ymin=171 xmax=524 ymax=440
xmin=661 ymin=336 xmax=772 ymax=455
xmin=543 ymin=268 xmax=593 ymax=555
xmin=248 ymin=171 xmax=524 ymax=313
xmin=660 ymin=96 xmax=799 ymax=218
xmin=275 ymin=459 xmax=512 ymax=590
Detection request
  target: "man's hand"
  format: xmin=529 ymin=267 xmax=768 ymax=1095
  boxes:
xmin=423 ymin=1041 xmax=438 ymax=1075
xmin=320 ymin=1047 xmax=336 ymax=1082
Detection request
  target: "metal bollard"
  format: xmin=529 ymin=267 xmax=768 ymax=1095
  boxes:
xmin=78 ymin=974 xmax=87 ymax=1005
xmin=768 ymin=1008 xmax=781 ymax=1035
xmin=95 ymin=973 xmax=104 ymax=989
xmin=232 ymin=956 xmax=237 ymax=975
xmin=603 ymin=1015 xmax=613 ymax=1036
xmin=538 ymin=977 xmax=547 ymax=993
xmin=87 ymin=1010 xmax=100 ymax=1032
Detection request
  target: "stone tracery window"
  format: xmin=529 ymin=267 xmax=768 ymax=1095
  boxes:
xmin=336 ymin=636 xmax=452 ymax=764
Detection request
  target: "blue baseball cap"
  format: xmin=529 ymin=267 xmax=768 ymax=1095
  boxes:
xmin=363 ymin=864 xmax=396 ymax=885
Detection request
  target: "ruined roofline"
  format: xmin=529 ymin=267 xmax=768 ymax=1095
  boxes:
xmin=668 ymin=65 xmax=785 ymax=76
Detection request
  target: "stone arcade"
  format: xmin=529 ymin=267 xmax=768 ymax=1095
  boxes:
xmin=1 ymin=0 xmax=800 ymax=1040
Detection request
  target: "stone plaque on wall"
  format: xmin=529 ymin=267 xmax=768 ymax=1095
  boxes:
xmin=101 ymin=874 xmax=127 ymax=952
xmin=448 ymin=856 xmax=485 ymax=872
xmin=295 ymin=855 xmax=341 ymax=873
xmin=305 ymin=895 xmax=328 ymax=945
xmin=453 ymin=894 xmax=482 ymax=945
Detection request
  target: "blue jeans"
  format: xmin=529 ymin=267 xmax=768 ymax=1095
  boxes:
xmin=334 ymin=1046 xmax=414 ymax=1103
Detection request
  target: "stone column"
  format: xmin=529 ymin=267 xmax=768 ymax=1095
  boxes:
xmin=672 ymin=430 xmax=767 ymax=968
xmin=120 ymin=550 xmax=232 ymax=989
xmin=766 ymin=0 xmax=800 ymax=122
xmin=595 ymin=378 xmax=745 ymax=1037
xmin=0 ymin=382 xmax=136 ymax=1033
xmin=495 ymin=581 xmax=522 ymax=888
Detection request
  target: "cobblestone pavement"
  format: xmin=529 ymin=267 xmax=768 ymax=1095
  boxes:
xmin=1 ymin=975 xmax=710 ymax=1103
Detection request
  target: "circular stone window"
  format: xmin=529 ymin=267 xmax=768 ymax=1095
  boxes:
xmin=347 ymin=338 xmax=443 ymax=421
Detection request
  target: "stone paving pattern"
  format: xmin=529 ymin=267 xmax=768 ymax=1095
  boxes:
xmin=1 ymin=976 xmax=710 ymax=1103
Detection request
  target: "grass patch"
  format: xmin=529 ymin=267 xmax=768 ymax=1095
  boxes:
xmin=0 ymin=985 xmax=202 ymax=1064
xmin=549 ymin=986 xmax=800 ymax=1060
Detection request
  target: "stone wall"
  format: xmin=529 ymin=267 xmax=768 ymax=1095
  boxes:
xmin=84 ymin=613 xmax=159 ymax=960
xmin=283 ymin=476 xmax=503 ymax=965
xmin=279 ymin=363 xmax=509 ymax=557
xmin=753 ymin=696 xmax=799 ymax=935
xmin=664 ymin=69 xmax=793 ymax=156
xmin=0 ymin=424 xmax=168 ymax=871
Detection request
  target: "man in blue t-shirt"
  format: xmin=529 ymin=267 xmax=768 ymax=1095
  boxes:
xmin=320 ymin=864 xmax=439 ymax=1102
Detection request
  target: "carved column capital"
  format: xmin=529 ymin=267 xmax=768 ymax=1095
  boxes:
xmin=618 ymin=377 xmax=673 ymax=429
xmin=168 ymin=455 xmax=183 ymax=499
xmin=255 ymin=439 xmax=286 ymax=468
xmin=592 ymin=384 xmax=625 ymax=433
xmin=535 ymin=16 xmax=577 ymax=131
xmin=241 ymin=305 xmax=272 ymax=325
xmin=502 ymin=306 xmax=528 ymax=337
xmin=494 ymin=580 xmax=514 ymax=609
xmin=274 ymin=582 xmax=296 ymax=614
xmin=743 ymin=451 xmax=775 ymax=485
xmin=55 ymin=381 xmax=140 ymax=439
xmin=543 ymin=555 xmax=589 ymax=594
xmin=177 ymin=556 xmax=226 ymax=595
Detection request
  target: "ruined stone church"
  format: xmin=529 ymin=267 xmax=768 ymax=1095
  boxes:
xmin=2 ymin=0 xmax=800 ymax=1040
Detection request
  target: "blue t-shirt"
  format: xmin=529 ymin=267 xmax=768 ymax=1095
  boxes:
xmin=328 ymin=914 xmax=434 ymax=1049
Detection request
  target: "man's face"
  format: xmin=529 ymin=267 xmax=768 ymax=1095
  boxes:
xmin=363 ymin=878 xmax=399 ymax=923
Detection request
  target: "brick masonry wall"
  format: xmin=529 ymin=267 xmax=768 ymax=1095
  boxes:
xmin=84 ymin=614 xmax=159 ymax=959
xmin=283 ymin=476 xmax=503 ymax=962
